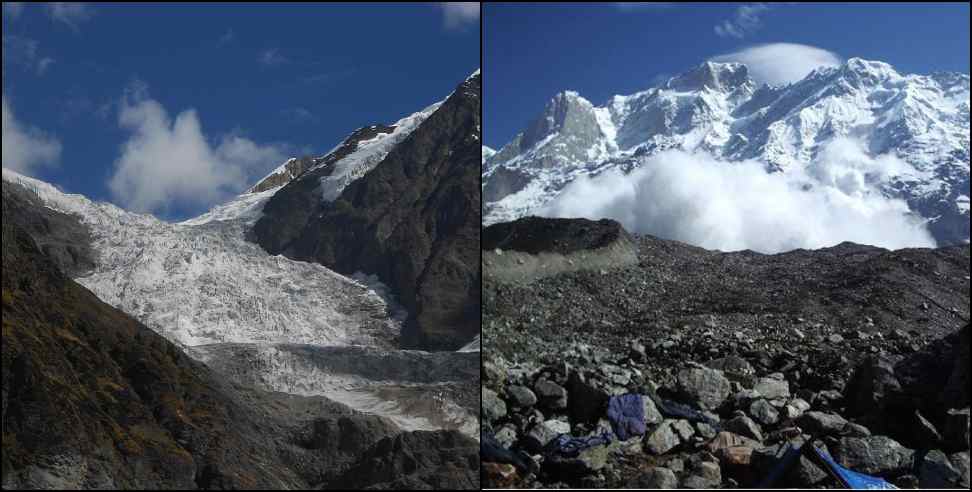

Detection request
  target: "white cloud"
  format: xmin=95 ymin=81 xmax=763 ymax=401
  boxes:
xmin=3 ymin=2 xmax=25 ymax=19
xmin=2 ymin=35 xmax=53 ymax=76
xmin=714 ymin=3 xmax=770 ymax=39
xmin=281 ymin=107 xmax=316 ymax=123
xmin=258 ymin=48 xmax=288 ymax=67
xmin=36 ymin=56 xmax=55 ymax=75
xmin=2 ymin=96 xmax=62 ymax=175
xmin=3 ymin=35 xmax=36 ymax=69
xmin=217 ymin=29 xmax=235 ymax=46
xmin=45 ymin=2 xmax=94 ymax=31
xmin=108 ymin=83 xmax=290 ymax=215
xmin=439 ymin=2 xmax=479 ymax=30
xmin=540 ymin=142 xmax=935 ymax=254
xmin=711 ymin=43 xmax=842 ymax=85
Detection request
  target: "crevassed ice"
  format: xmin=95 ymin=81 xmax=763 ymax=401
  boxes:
xmin=2 ymin=168 xmax=400 ymax=350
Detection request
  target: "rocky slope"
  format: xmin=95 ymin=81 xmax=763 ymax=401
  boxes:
xmin=253 ymin=71 xmax=482 ymax=351
xmin=483 ymin=58 xmax=970 ymax=246
xmin=190 ymin=344 xmax=480 ymax=439
xmin=1 ymin=198 xmax=478 ymax=489
xmin=481 ymin=217 xmax=970 ymax=489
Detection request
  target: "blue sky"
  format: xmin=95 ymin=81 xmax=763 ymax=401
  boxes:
xmin=484 ymin=2 xmax=970 ymax=150
xmin=3 ymin=2 xmax=479 ymax=220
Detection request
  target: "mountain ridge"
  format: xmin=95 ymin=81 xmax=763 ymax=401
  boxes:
xmin=483 ymin=58 xmax=970 ymax=247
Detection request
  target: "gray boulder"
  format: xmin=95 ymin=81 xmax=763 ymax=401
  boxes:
xmin=635 ymin=467 xmax=678 ymax=489
xmin=676 ymin=365 xmax=732 ymax=411
xmin=643 ymin=395 xmax=664 ymax=426
xmin=724 ymin=415 xmax=763 ymax=442
xmin=836 ymin=436 xmax=915 ymax=477
xmin=798 ymin=411 xmax=849 ymax=436
xmin=507 ymin=385 xmax=538 ymax=408
xmin=754 ymin=373 xmax=791 ymax=400
xmin=534 ymin=379 xmax=568 ymax=410
xmin=919 ymin=449 xmax=964 ymax=489
xmin=949 ymin=452 xmax=969 ymax=488
xmin=645 ymin=421 xmax=682 ymax=455
xmin=483 ymin=387 xmax=508 ymax=423
xmin=749 ymin=399 xmax=780 ymax=426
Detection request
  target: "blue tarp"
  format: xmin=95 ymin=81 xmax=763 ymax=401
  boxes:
xmin=543 ymin=432 xmax=614 ymax=459
xmin=607 ymin=394 xmax=646 ymax=441
xmin=756 ymin=441 xmax=898 ymax=489
xmin=811 ymin=446 xmax=898 ymax=490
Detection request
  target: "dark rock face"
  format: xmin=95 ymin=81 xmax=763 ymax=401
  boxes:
xmin=483 ymin=216 xmax=629 ymax=255
xmin=253 ymin=74 xmax=481 ymax=351
xmin=2 ymin=180 xmax=96 ymax=277
xmin=247 ymin=156 xmax=317 ymax=194
xmin=0 ymin=205 xmax=478 ymax=489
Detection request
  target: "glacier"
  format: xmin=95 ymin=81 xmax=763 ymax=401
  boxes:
xmin=3 ymin=142 xmax=480 ymax=438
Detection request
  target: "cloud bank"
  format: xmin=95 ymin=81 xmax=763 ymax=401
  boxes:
xmin=2 ymin=96 xmax=62 ymax=175
xmin=439 ymin=3 xmax=479 ymax=30
xmin=108 ymin=84 xmax=289 ymax=215
xmin=540 ymin=141 xmax=935 ymax=254
xmin=711 ymin=43 xmax=842 ymax=85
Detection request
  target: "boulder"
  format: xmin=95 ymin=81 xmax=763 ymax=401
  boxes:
xmin=544 ymin=442 xmax=612 ymax=477
xmin=696 ymin=422 xmax=717 ymax=440
xmin=635 ymin=467 xmax=678 ymax=489
xmin=753 ymin=373 xmax=790 ymax=400
xmin=918 ymin=449 xmax=964 ymax=489
xmin=749 ymin=399 xmax=780 ymax=426
xmin=844 ymin=357 xmax=902 ymax=419
xmin=483 ymin=387 xmax=508 ymax=423
xmin=732 ymin=389 xmax=762 ymax=410
xmin=523 ymin=420 xmax=569 ymax=453
xmin=645 ymin=421 xmax=682 ymax=455
xmin=676 ymin=365 xmax=732 ymax=411
xmin=949 ymin=452 xmax=969 ymax=488
xmin=534 ymin=379 xmax=568 ymax=410
xmin=843 ymin=422 xmax=872 ymax=438
xmin=695 ymin=461 xmax=722 ymax=486
xmin=671 ymin=419 xmax=696 ymax=442
xmin=566 ymin=372 xmax=610 ymax=424
xmin=643 ymin=394 xmax=664 ymax=426
xmin=836 ymin=436 xmax=915 ymax=477
xmin=798 ymin=411 xmax=849 ymax=436
xmin=724 ymin=415 xmax=763 ymax=442
xmin=680 ymin=475 xmax=713 ymax=489
xmin=507 ymin=385 xmax=538 ymax=408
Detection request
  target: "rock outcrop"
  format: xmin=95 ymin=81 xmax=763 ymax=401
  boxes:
xmin=253 ymin=73 xmax=481 ymax=351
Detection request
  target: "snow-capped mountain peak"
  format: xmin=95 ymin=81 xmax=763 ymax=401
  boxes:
xmin=483 ymin=57 xmax=970 ymax=246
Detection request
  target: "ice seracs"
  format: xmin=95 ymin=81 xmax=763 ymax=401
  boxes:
xmin=2 ymin=168 xmax=400 ymax=349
